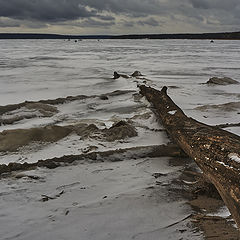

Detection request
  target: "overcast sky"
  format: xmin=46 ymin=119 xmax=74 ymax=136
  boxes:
xmin=0 ymin=0 xmax=239 ymax=34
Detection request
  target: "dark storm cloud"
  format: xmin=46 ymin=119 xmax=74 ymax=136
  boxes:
xmin=0 ymin=0 xmax=164 ymax=28
xmin=80 ymin=0 xmax=163 ymax=15
xmin=0 ymin=0 xmax=163 ymax=22
xmin=189 ymin=0 xmax=240 ymax=10
xmin=0 ymin=0 xmax=96 ymax=22
xmin=189 ymin=0 xmax=209 ymax=9
xmin=0 ymin=0 xmax=240 ymax=31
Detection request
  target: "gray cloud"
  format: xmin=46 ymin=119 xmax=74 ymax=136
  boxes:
xmin=189 ymin=0 xmax=240 ymax=10
xmin=0 ymin=18 xmax=21 ymax=28
xmin=76 ymin=18 xmax=115 ymax=28
xmin=137 ymin=17 xmax=159 ymax=27
xmin=0 ymin=0 xmax=163 ymax=22
xmin=80 ymin=0 xmax=163 ymax=15
xmin=0 ymin=0 xmax=96 ymax=22
xmin=0 ymin=17 xmax=47 ymax=28
xmin=98 ymin=15 xmax=115 ymax=21
xmin=0 ymin=0 xmax=239 ymax=32
xmin=121 ymin=17 xmax=160 ymax=29
xmin=190 ymin=0 xmax=209 ymax=9
xmin=187 ymin=0 xmax=240 ymax=27
xmin=121 ymin=20 xmax=135 ymax=28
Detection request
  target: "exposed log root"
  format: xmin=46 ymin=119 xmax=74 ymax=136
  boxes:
xmin=191 ymin=214 xmax=240 ymax=239
xmin=182 ymin=170 xmax=221 ymax=200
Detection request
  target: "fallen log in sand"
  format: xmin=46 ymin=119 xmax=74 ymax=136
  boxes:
xmin=139 ymin=85 xmax=240 ymax=228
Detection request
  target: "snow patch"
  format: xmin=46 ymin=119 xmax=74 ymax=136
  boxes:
xmin=168 ymin=110 xmax=177 ymax=115
xmin=216 ymin=161 xmax=233 ymax=169
xmin=207 ymin=206 xmax=231 ymax=218
xmin=228 ymin=153 xmax=240 ymax=164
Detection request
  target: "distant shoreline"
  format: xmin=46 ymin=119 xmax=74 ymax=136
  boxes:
xmin=0 ymin=31 xmax=240 ymax=40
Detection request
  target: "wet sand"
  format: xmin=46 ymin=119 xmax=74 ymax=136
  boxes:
xmin=0 ymin=154 xmax=200 ymax=240
xmin=0 ymin=80 xmax=240 ymax=239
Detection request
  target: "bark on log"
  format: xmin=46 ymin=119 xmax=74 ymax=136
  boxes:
xmin=139 ymin=85 xmax=240 ymax=228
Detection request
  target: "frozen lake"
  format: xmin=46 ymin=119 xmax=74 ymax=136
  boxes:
xmin=0 ymin=39 xmax=240 ymax=105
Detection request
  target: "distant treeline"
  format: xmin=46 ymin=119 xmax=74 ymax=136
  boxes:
xmin=0 ymin=33 xmax=109 ymax=39
xmin=0 ymin=32 xmax=240 ymax=40
xmin=113 ymin=32 xmax=240 ymax=40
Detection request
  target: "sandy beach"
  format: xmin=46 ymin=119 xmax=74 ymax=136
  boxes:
xmin=0 ymin=39 xmax=240 ymax=239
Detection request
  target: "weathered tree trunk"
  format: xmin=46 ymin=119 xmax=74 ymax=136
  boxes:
xmin=139 ymin=85 xmax=240 ymax=228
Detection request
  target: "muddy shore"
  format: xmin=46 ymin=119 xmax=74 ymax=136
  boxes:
xmin=1 ymin=144 xmax=239 ymax=239
xmin=0 ymin=89 xmax=239 ymax=239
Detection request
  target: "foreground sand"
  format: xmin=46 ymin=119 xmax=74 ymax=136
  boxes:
xmin=0 ymin=81 xmax=240 ymax=239
xmin=1 ymin=148 xmax=240 ymax=239
xmin=0 ymin=156 xmax=200 ymax=240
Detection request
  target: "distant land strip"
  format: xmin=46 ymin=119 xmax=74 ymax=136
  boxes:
xmin=0 ymin=31 xmax=240 ymax=40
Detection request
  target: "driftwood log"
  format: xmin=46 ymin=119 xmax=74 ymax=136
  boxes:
xmin=139 ymin=85 xmax=240 ymax=228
